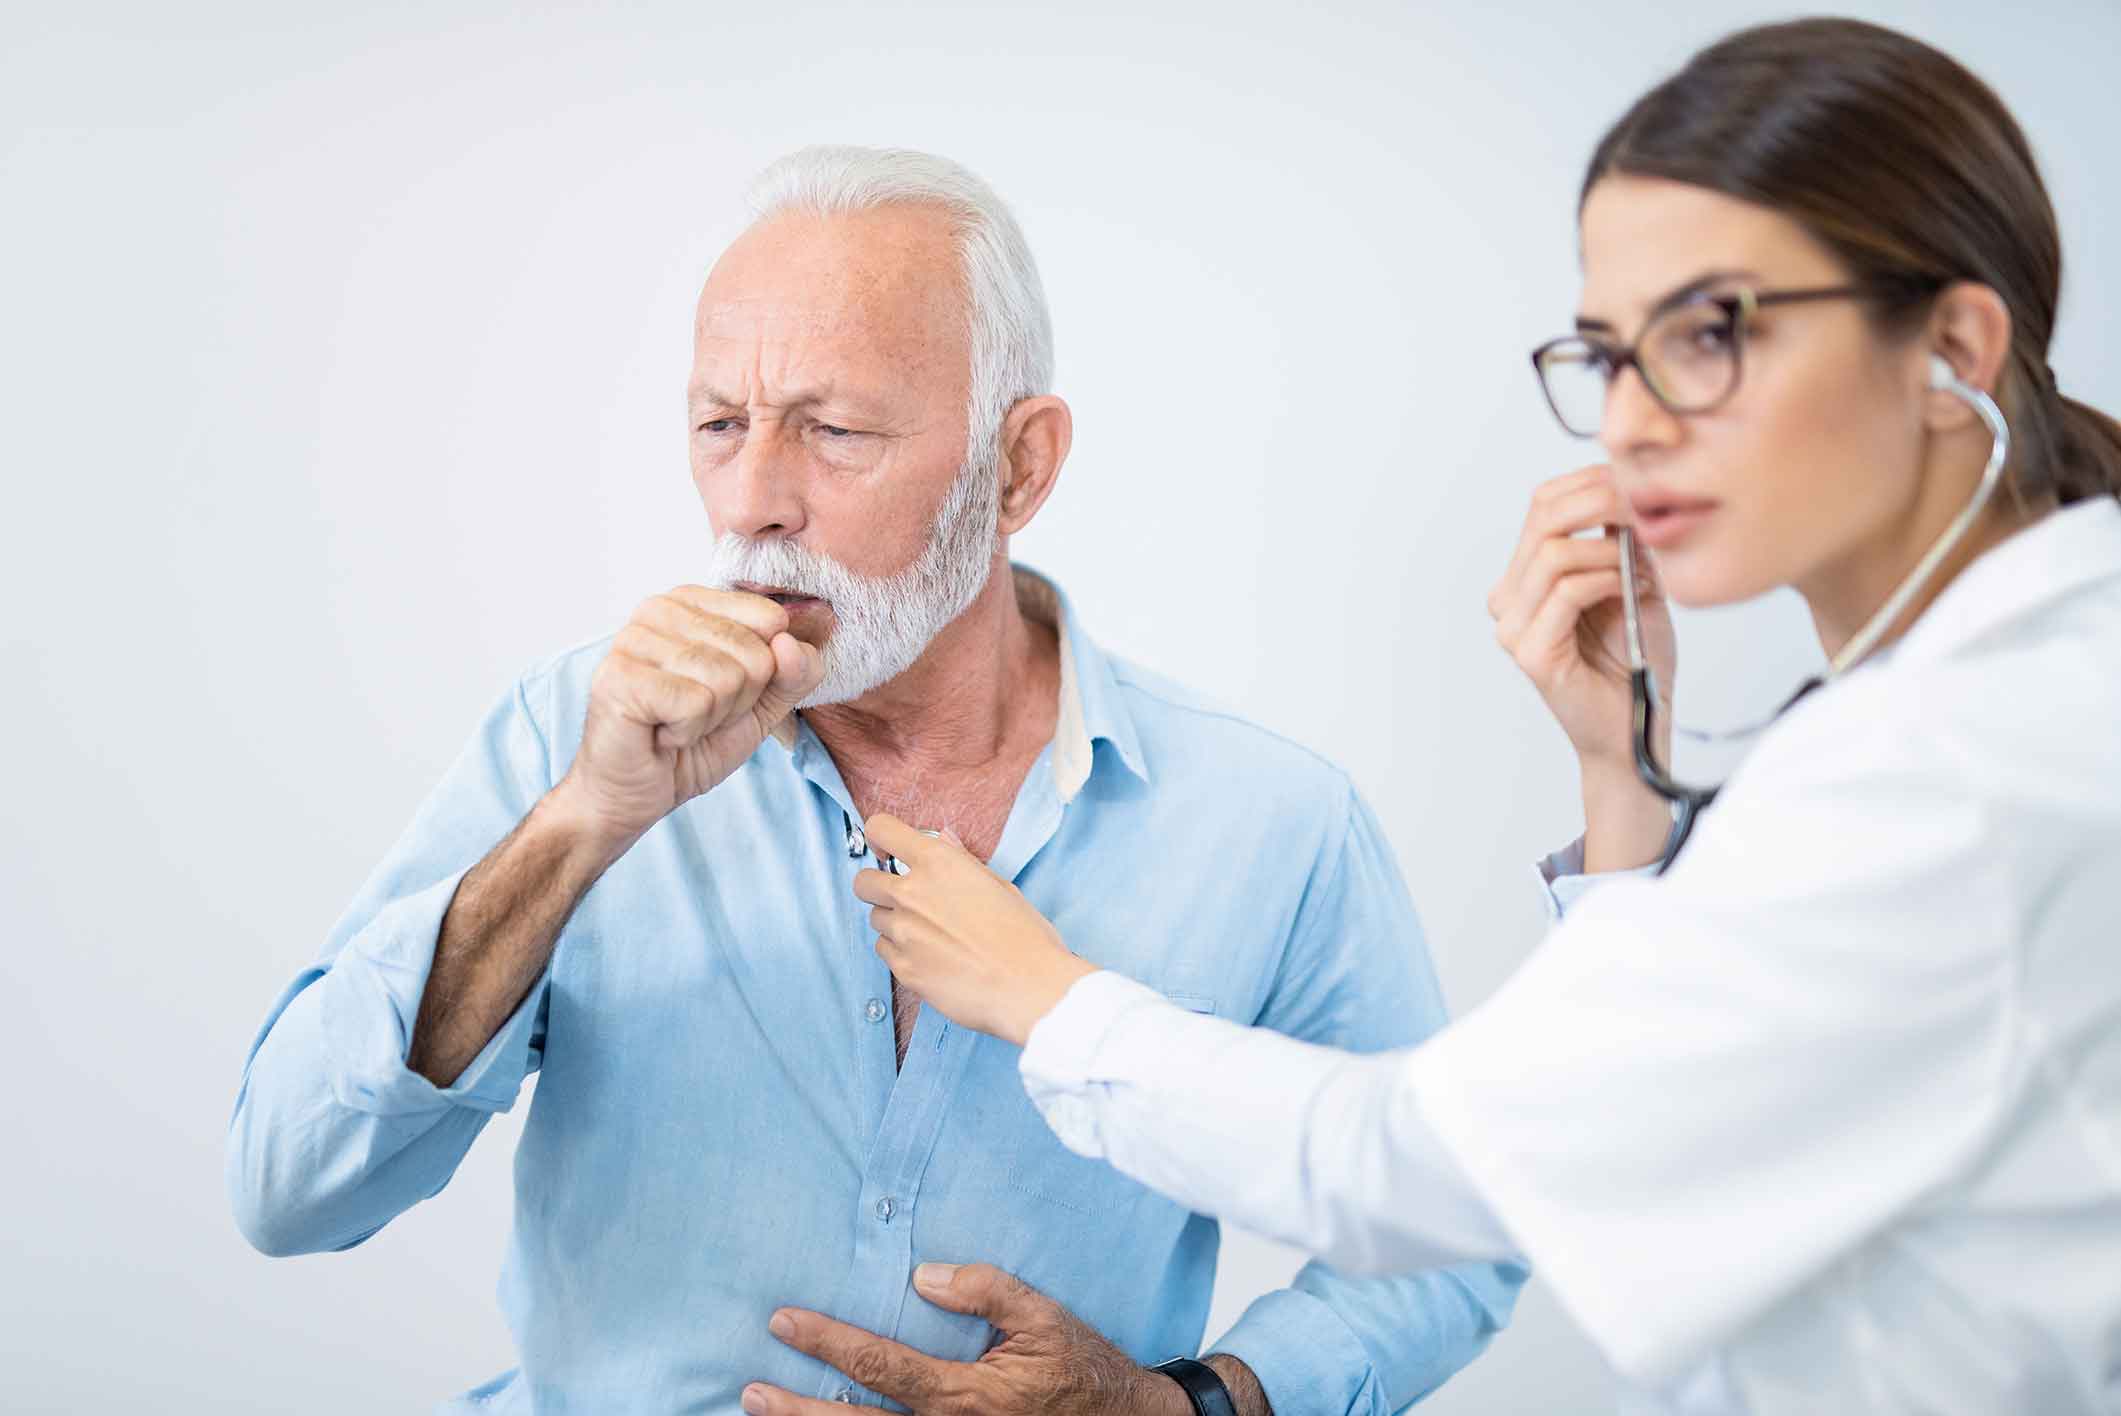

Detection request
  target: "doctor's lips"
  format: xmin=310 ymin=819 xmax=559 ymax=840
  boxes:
xmin=1626 ymin=489 xmax=1721 ymax=550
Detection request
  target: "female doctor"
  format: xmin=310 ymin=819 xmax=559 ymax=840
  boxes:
xmin=850 ymin=18 xmax=2121 ymax=1415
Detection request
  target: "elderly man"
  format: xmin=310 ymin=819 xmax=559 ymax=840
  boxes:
xmin=226 ymin=146 xmax=1522 ymax=1415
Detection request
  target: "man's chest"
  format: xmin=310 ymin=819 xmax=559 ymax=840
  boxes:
xmin=834 ymin=761 xmax=1032 ymax=866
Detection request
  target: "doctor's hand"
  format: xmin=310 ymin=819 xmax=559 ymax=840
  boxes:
xmin=1489 ymin=465 xmax=1676 ymax=871
xmin=744 ymin=1263 xmax=1261 ymax=1416
xmin=852 ymin=814 xmax=1095 ymax=1048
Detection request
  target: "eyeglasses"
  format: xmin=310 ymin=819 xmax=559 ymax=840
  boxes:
xmin=1530 ymin=284 xmax=1877 ymax=439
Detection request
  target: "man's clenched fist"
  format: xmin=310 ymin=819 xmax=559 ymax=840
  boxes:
xmin=555 ymin=587 xmax=824 ymax=849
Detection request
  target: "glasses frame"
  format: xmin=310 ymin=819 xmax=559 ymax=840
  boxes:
xmin=1529 ymin=284 xmax=1877 ymax=439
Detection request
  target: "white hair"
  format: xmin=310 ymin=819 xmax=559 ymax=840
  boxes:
xmin=744 ymin=145 xmax=1055 ymax=458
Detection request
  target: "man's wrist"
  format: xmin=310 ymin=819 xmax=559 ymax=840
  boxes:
xmin=1203 ymin=1354 xmax=1270 ymax=1416
xmin=1137 ymin=1363 xmax=1199 ymax=1416
xmin=539 ymin=777 xmax=646 ymax=879
xmin=1141 ymin=1354 xmax=1266 ymax=1416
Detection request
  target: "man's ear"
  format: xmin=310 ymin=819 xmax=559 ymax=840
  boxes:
xmin=1924 ymin=281 xmax=2014 ymax=434
xmin=995 ymin=396 xmax=1072 ymax=536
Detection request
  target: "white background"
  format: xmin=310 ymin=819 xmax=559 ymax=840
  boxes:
xmin=4 ymin=1 xmax=2116 ymax=1411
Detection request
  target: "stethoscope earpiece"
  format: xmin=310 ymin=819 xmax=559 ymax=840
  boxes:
xmin=1928 ymin=353 xmax=1957 ymax=391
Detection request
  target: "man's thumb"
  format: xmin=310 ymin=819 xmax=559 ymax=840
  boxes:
xmin=912 ymin=1262 xmax=1048 ymax=1330
xmin=754 ymin=632 xmax=824 ymax=724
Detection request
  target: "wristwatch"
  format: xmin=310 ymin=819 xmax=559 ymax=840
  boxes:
xmin=1150 ymin=1356 xmax=1238 ymax=1416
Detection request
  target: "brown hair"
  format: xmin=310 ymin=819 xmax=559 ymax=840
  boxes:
xmin=1583 ymin=17 xmax=2121 ymax=505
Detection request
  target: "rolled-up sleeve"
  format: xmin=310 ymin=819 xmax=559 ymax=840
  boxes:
xmin=226 ymin=672 xmax=557 ymax=1257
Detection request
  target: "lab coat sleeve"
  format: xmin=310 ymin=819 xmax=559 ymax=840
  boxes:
xmin=1199 ymin=788 xmax=1526 ymax=1415
xmin=225 ymin=672 xmax=558 ymax=1257
xmin=1406 ymin=685 xmax=2017 ymax=1387
xmin=1022 ymin=974 xmax=1518 ymax=1279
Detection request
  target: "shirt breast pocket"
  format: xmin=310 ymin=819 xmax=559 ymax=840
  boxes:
xmin=1005 ymin=990 xmax=1217 ymax=1216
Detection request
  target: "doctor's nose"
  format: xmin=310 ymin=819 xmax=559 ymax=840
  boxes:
xmin=1601 ymin=364 xmax=1685 ymax=458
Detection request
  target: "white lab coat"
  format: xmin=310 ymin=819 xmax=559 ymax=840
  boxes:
xmin=1022 ymin=497 xmax=2121 ymax=1413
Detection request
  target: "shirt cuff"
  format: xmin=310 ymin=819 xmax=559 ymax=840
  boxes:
xmin=1018 ymin=969 xmax=1168 ymax=1157
xmin=316 ymin=867 xmax=543 ymax=1117
xmin=1208 ymin=1286 xmax=1378 ymax=1416
xmin=1533 ymin=835 xmax=1660 ymax=923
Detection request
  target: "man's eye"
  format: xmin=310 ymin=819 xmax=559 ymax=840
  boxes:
xmin=696 ymin=418 xmax=740 ymax=434
xmin=817 ymin=424 xmax=857 ymax=439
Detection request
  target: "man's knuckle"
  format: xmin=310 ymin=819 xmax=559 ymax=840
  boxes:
xmin=675 ymin=674 xmax=718 ymax=722
xmin=675 ymin=639 xmax=727 ymax=680
xmin=845 ymin=1346 xmax=895 ymax=1390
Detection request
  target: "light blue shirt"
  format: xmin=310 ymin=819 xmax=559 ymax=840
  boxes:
xmin=226 ymin=568 xmax=1523 ymax=1414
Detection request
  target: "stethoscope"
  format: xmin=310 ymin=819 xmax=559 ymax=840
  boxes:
xmin=1620 ymin=355 xmax=2013 ymax=872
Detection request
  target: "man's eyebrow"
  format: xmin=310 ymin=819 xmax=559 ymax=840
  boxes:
xmin=1576 ymin=268 xmax=1762 ymax=334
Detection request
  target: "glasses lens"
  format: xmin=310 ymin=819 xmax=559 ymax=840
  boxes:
xmin=1535 ymin=341 xmax=1609 ymax=437
xmin=1640 ymin=299 xmax=1740 ymax=412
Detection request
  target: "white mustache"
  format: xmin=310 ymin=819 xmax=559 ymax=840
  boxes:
xmin=707 ymin=537 xmax=858 ymax=604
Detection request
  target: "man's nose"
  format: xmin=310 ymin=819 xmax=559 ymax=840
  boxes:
xmin=706 ymin=426 xmax=808 ymax=540
xmin=1600 ymin=362 xmax=1684 ymax=457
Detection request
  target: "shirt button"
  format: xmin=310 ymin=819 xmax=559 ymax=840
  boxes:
xmin=864 ymin=998 xmax=886 ymax=1025
xmin=874 ymin=1196 xmax=897 ymax=1223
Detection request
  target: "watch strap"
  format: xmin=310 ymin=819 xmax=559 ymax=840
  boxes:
xmin=1150 ymin=1356 xmax=1238 ymax=1416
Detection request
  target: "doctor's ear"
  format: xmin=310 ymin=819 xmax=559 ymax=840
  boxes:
xmin=994 ymin=395 xmax=1073 ymax=537
xmin=1921 ymin=282 xmax=2013 ymax=432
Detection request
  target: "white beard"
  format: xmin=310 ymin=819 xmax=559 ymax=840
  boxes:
xmin=703 ymin=443 xmax=1002 ymax=708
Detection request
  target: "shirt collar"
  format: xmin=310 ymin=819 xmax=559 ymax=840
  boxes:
xmin=767 ymin=563 xmax=1148 ymax=803
xmin=1891 ymin=496 xmax=2121 ymax=665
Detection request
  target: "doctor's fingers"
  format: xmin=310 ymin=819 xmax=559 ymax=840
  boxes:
xmin=1489 ymin=474 xmax=1632 ymax=612
xmin=1508 ymin=569 xmax=1629 ymax=682
xmin=852 ymin=868 xmax=903 ymax=909
xmin=1492 ymin=537 xmax=1630 ymax=644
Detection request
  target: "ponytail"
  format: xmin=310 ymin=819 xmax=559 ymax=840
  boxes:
xmin=2055 ymin=393 xmax=2121 ymax=504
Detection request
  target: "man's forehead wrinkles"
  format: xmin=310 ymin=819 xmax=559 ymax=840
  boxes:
xmin=696 ymin=299 xmax=861 ymax=337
